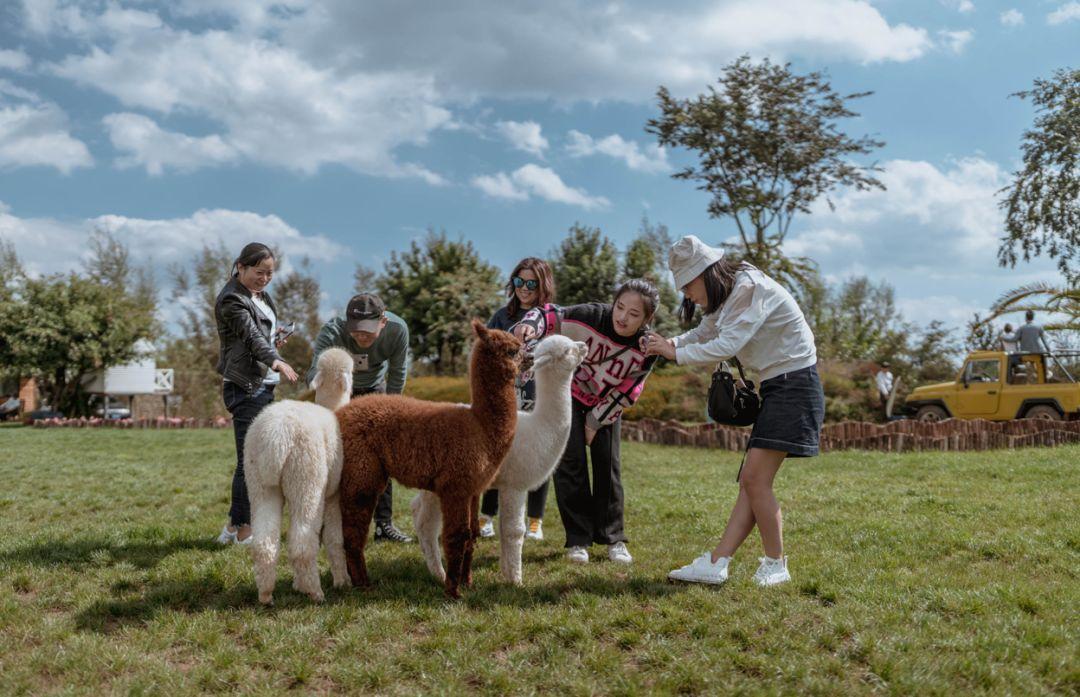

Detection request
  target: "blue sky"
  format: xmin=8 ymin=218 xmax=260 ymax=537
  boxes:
xmin=0 ymin=0 xmax=1075 ymax=333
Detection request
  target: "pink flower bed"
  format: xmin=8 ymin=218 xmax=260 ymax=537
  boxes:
xmin=31 ymin=416 xmax=231 ymax=429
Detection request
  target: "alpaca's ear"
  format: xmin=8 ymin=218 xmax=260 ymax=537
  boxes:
xmin=472 ymin=319 xmax=488 ymax=338
xmin=310 ymin=372 xmax=322 ymax=391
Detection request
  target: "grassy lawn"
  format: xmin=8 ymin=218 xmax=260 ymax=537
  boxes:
xmin=0 ymin=428 xmax=1077 ymax=695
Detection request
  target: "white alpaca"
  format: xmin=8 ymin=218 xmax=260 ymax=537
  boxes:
xmin=246 ymin=348 xmax=354 ymax=604
xmin=411 ymin=335 xmax=586 ymax=585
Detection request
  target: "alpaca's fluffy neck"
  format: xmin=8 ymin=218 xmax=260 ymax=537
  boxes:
xmin=469 ymin=348 xmax=517 ymax=453
xmin=530 ymin=363 xmax=575 ymax=428
xmin=314 ymin=381 xmax=351 ymax=411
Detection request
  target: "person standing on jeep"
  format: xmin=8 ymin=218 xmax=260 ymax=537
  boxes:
xmin=1016 ymin=311 xmax=1052 ymax=355
xmin=308 ymin=293 xmax=413 ymax=543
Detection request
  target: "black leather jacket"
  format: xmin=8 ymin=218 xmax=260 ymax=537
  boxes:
xmin=214 ymin=277 xmax=281 ymax=394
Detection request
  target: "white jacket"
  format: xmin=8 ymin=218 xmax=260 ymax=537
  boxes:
xmin=673 ymin=267 xmax=817 ymax=381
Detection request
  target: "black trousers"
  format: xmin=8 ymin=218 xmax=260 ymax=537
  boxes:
xmin=553 ymin=402 xmax=625 ymax=548
xmin=354 ymin=382 xmax=394 ymax=525
xmin=480 ymin=479 xmax=550 ymax=520
xmin=224 ymin=382 xmax=276 ymax=527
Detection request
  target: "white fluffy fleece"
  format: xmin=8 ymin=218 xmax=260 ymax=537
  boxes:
xmin=411 ymin=334 xmax=586 ymax=584
xmin=245 ymin=347 xmax=354 ymax=604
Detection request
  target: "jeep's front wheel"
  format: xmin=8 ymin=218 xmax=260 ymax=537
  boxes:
xmin=916 ymin=405 xmax=949 ymax=422
xmin=1024 ymin=405 xmax=1062 ymax=421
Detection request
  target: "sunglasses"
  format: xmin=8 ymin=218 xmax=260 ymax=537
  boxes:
xmin=512 ymin=276 xmax=539 ymax=291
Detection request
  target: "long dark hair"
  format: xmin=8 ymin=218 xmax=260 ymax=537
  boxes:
xmin=231 ymin=243 xmax=275 ymax=277
xmin=614 ymin=278 xmax=660 ymax=330
xmin=678 ymin=258 xmax=750 ymax=323
xmin=506 ymin=257 xmax=556 ymax=317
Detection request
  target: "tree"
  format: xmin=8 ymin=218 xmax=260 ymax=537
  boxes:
xmin=814 ymin=276 xmax=904 ymax=362
xmin=0 ymin=272 xmax=154 ymax=415
xmin=623 ymin=216 xmax=681 ymax=336
xmin=550 ymin=223 xmax=619 ymax=306
xmin=160 ymin=243 xmax=233 ymax=417
xmin=983 ymin=281 xmax=1080 ymax=334
xmin=965 ymin=312 xmax=1000 ymax=352
xmin=376 ymin=230 xmax=501 ymax=374
xmin=998 ymin=67 xmax=1080 ymax=283
xmin=353 ymin=263 xmax=378 ymax=294
xmin=273 ymin=257 xmax=323 ymax=392
xmin=86 ymin=228 xmax=159 ymax=340
xmin=646 ymin=55 xmax=885 ymax=291
xmin=910 ymin=320 xmax=960 ymax=384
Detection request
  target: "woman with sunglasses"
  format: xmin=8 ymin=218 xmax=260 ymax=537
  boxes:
xmin=478 ymin=257 xmax=557 ymax=540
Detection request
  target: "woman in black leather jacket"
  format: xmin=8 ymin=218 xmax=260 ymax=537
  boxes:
xmin=214 ymin=242 xmax=298 ymax=545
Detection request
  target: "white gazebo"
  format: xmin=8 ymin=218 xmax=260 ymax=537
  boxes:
xmin=83 ymin=339 xmax=175 ymax=417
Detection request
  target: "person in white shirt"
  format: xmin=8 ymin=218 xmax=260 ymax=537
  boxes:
xmin=1000 ymin=324 xmax=1019 ymax=354
xmin=643 ymin=235 xmax=824 ymax=588
xmin=875 ymin=362 xmax=894 ymax=419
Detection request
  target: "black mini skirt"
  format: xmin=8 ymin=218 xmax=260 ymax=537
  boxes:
xmin=747 ymin=364 xmax=825 ymax=458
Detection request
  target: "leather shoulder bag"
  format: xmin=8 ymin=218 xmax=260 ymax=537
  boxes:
xmin=707 ymin=357 xmax=760 ymax=426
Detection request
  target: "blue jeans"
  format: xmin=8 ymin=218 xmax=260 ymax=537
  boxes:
xmin=224 ymin=381 xmax=275 ymax=527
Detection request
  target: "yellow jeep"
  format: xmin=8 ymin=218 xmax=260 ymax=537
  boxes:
xmin=905 ymin=350 xmax=1080 ymax=422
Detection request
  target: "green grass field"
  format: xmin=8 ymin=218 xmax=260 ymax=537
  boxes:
xmin=0 ymin=428 xmax=1076 ymax=695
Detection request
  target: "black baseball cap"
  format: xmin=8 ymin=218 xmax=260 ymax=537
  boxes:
xmin=345 ymin=293 xmax=386 ymax=332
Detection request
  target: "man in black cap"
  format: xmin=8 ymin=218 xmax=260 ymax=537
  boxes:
xmin=308 ymin=293 xmax=413 ymax=542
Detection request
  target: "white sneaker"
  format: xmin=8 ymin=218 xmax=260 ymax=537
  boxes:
xmin=607 ymin=542 xmax=632 ymax=564
xmin=753 ymin=556 xmax=791 ymax=586
xmin=479 ymin=515 xmax=495 ymax=538
xmin=525 ymin=518 xmax=543 ymax=540
xmin=668 ymin=553 xmax=730 ymax=585
xmin=216 ymin=524 xmax=236 ymax=545
xmin=567 ymin=546 xmax=589 ymax=563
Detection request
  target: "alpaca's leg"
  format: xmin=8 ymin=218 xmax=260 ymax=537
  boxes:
xmin=251 ymin=485 xmax=284 ymax=605
xmin=439 ymin=495 xmax=471 ymax=599
xmin=321 ymin=492 xmax=349 ymax=589
xmin=411 ymin=491 xmax=446 ymax=583
xmin=288 ymin=484 xmax=327 ymax=602
xmin=341 ymin=485 xmax=381 ymax=588
xmin=461 ymin=494 xmax=481 ymax=588
xmin=498 ymin=488 xmax=528 ymax=585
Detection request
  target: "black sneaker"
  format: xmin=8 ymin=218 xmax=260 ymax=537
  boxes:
xmin=374 ymin=521 xmax=413 ymax=543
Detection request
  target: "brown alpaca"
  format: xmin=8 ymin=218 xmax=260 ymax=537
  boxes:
xmin=336 ymin=320 xmax=521 ymax=598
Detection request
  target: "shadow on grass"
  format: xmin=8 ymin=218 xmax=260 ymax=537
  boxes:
xmin=0 ymin=534 xmax=224 ymax=571
xmin=74 ymin=553 xmax=685 ymax=634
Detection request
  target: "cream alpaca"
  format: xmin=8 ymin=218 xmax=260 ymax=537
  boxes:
xmin=245 ymin=348 xmax=354 ymax=604
xmin=411 ymin=335 xmax=586 ymax=585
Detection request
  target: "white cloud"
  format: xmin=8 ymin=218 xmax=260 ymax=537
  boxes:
xmin=0 ymin=50 xmax=31 ymax=71
xmin=0 ymin=82 xmax=93 ymax=173
xmin=49 ymin=22 xmax=452 ymax=180
xmin=938 ymin=29 xmax=974 ymax=54
xmin=0 ymin=202 xmax=346 ymax=279
xmin=565 ymin=130 xmax=670 ymax=174
xmin=472 ymin=164 xmax=609 ymax=209
xmin=788 ymin=156 xmax=1065 ymax=327
xmin=277 ymin=0 xmax=933 ymax=102
xmin=471 ymin=172 xmax=529 ymax=201
xmin=104 ymin=113 xmax=239 ymax=175
xmin=1047 ymin=2 xmax=1080 ymax=24
xmin=999 ymin=9 xmax=1024 ymax=26
xmin=494 ymin=120 xmax=548 ymax=157
xmin=783 ymin=227 xmax=863 ymax=257
xmin=942 ymin=0 xmax=975 ymax=13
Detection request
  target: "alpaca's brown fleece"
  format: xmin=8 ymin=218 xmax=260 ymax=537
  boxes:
xmin=336 ymin=320 xmax=521 ymax=598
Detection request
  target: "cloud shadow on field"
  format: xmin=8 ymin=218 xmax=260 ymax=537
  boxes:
xmin=73 ymin=551 xmax=685 ymax=634
xmin=0 ymin=534 xmax=224 ymax=571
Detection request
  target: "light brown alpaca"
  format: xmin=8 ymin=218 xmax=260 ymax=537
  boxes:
xmin=336 ymin=320 xmax=521 ymax=598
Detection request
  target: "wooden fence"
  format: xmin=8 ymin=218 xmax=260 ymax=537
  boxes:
xmin=621 ymin=417 xmax=1080 ymax=453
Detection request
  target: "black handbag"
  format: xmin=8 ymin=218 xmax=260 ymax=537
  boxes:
xmin=707 ymin=358 xmax=760 ymax=426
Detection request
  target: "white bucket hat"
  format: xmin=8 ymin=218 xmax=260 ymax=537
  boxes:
xmin=668 ymin=235 xmax=725 ymax=290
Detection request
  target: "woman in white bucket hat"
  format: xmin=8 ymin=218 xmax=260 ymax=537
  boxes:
xmin=643 ymin=235 xmax=824 ymax=587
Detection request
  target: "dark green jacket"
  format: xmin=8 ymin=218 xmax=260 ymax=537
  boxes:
xmin=307 ymin=312 xmax=410 ymax=394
